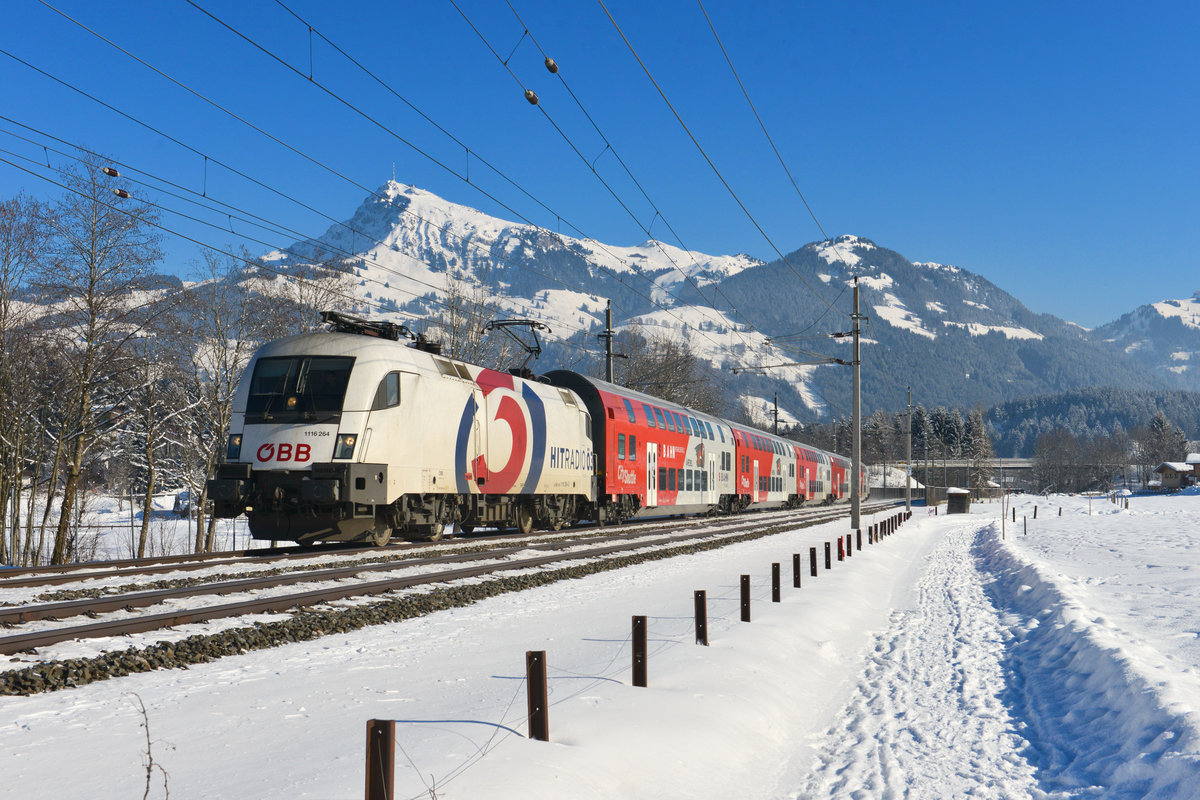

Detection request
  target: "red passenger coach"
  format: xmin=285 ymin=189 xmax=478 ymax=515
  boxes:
xmin=542 ymin=371 xmax=736 ymax=520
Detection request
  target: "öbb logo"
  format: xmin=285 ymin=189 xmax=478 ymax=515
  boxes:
xmin=256 ymin=442 xmax=312 ymax=463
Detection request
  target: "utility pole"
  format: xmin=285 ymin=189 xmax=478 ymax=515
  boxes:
xmin=905 ymin=386 xmax=912 ymax=513
xmin=597 ymin=300 xmax=616 ymax=382
xmin=773 ymin=391 xmax=779 ymax=435
xmin=851 ymin=277 xmax=862 ymax=530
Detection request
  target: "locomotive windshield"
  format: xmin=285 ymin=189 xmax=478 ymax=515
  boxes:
xmin=246 ymin=356 xmax=355 ymax=423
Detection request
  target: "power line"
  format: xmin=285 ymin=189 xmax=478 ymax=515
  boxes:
xmin=0 ymin=49 xmax=642 ymax=343
xmin=34 ymin=0 xmax=743 ymax=362
xmin=461 ymin=0 xmax=764 ymax=350
xmin=595 ymin=0 xmax=842 ymax=317
xmin=0 ymin=126 xmax=599 ymax=341
xmin=2 ymin=150 xmax=603 ymax=362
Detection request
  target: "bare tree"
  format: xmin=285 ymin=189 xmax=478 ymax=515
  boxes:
xmin=33 ymin=154 xmax=162 ymax=564
xmin=608 ymin=324 xmax=725 ymax=414
xmin=176 ymin=249 xmax=271 ymax=552
xmin=0 ymin=194 xmax=47 ymax=564
xmin=429 ymin=274 xmax=514 ymax=368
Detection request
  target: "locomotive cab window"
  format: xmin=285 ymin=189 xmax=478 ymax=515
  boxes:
xmin=247 ymin=356 xmax=355 ymax=423
xmin=372 ymin=372 xmax=401 ymax=410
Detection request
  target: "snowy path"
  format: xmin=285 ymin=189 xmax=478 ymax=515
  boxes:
xmin=795 ymin=521 xmax=1040 ymax=798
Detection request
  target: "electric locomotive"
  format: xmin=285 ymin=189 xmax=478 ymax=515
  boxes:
xmin=209 ymin=312 xmax=866 ymax=545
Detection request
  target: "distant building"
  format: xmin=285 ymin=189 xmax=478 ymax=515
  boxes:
xmin=1152 ymin=462 xmax=1192 ymax=490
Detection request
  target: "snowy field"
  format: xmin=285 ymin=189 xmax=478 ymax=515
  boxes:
xmin=4 ymin=494 xmax=1200 ymax=798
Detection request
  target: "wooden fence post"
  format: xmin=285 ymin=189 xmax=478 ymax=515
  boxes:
xmin=526 ymin=651 xmax=549 ymax=741
xmin=365 ymin=719 xmax=395 ymax=800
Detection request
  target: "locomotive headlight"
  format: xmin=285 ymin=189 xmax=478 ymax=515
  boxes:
xmin=226 ymin=434 xmax=242 ymax=460
xmin=333 ymin=433 xmax=358 ymax=459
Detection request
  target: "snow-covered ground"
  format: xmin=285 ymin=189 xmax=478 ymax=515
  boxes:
xmin=5 ymin=493 xmax=1200 ymax=798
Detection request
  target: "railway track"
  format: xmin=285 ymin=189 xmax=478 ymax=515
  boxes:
xmin=0 ymin=502 xmax=900 ymax=658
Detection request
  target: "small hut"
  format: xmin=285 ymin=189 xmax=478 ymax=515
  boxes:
xmin=946 ymin=487 xmax=971 ymax=514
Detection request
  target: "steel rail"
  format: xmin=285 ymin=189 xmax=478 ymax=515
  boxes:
xmin=0 ymin=504 xmax=889 ymax=655
xmin=0 ymin=503 xmax=893 ymax=626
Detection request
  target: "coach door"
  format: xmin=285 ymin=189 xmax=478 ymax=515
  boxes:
xmin=753 ymin=461 xmax=760 ymax=502
xmin=646 ymin=443 xmax=658 ymax=506
xmin=700 ymin=453 xmax=710 ymax=503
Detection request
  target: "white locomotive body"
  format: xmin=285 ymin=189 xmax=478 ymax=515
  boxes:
xmin=210 ymin=324 xmax=595 ymax=543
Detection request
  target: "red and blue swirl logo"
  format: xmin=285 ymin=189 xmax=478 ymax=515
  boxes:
xmin=454 ymin=369 xmax=546 ymax=494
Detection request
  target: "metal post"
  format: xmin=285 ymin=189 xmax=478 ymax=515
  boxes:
xmin=856 ymin=529 xmax=862 ymax=551
xmin=771 ymin=563 xmax=781 ymax=602
xmin=740 ymin=574 xmax=751 ymax=622
xmin=810 ymin=546 xmax=818 ymax=577
xmin=792 ymin=553 xmax=802 ymax=588
xmin=851 ymin=278 xmax=862 ymax=531
xmin=632 ymin=616 xmax=647 ymax=687
xmin=694 ymin=590 xmax=708 ymax=645
xmin=905 ymin=386 xmax=912 ymax=514
xmin=600 ymin=300 xmax=615 ymax=383
xmin=365 ymin=719 xmax=395 ymax=800
xmin=824 ymin=541 xmax=832 ymax=570
xmin=846 ymin=532 xmax=853 ymax=557
xmin=526 ymin=651 xmax=549 ymax=741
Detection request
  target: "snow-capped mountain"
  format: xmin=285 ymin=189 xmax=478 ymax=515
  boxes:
xmin=262 ymin=181 xmax=761 ymax=340
xmin=260 ymin=182 xmax=1173 ymax=419
xmin=1089 ymin=291 xmax=1200 ymax=387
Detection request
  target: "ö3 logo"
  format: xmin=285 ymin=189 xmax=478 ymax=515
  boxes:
xmin=454 ymin=370 xmax=546 ymax=494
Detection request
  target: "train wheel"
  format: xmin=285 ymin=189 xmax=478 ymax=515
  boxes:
xmin=515 ymin=505 xmax=534 ymax=535
xmin=370 ymin=523 xmax=392 ymax=547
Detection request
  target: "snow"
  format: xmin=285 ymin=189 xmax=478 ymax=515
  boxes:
xmin=873 ymin=294 xmax=937 ymax=339
xmin=811 ymin=236 xmax=875 ymax=269
xmin=623 ymin=308 xmax=829 ymax=414
xmin=942 ymin=320 xmax=1045 ymax=340
xmin=1152 ymin=294 xmax=1200 ymax=330
xmin=925 ymin=300 xmax=947 ymax=314
xmin=8 ymin=493 xmax=1200 ymax=798
xmin=855 ymin=272 xmax=894 ymax=291
xmin=740 ymin=394 xmax=801 ymax=428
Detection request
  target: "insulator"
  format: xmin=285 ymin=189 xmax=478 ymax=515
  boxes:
xmin=112 ymin=188 xmax=130 ymax=199
xmin=102 ymin=166 xmax=120 ymax=177
xmin=544 ymin=57 xmax=558 ymax=74
xmin=524 ymin=88 xmax=539 ymax=105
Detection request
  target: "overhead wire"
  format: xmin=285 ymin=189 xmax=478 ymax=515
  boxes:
xmin=32 ymin=0 xmax=742 ymax=364
xmin=595 ymin=0 xmax=842 ymax=318
xmin=0 ymin=148 xmax=607 ymax=359
xmin=465 ymin=0 xmax=764 ymax=349
xmin=0 ymin=120 xmax=604 ymax=342
xmin=0 ymin=47 xmax=638 ymax=349
xmin=177 ymin=0 xmax=741 ymax=357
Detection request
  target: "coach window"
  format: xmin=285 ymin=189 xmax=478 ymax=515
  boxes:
xmin=664 ymin=410 xmax=674 ymax=432
xmin=681 ymin=416 xmax=692 ymax=436
xmin=658 ymin=466 xmax=667 ymax=490
xmin=618 ymin=433 xmax=626 ymax=460
xmin=372 ymin=372 xmax=401 ymax=409
xmin=624 ymin=398 xmax=636 ymax=423
xmin=643 ymin=403 xmax=656 ymax=428
xmin=629 ymin=434 xmax=637 ymax=460
xmin=668 ymin=468 xmax=676 ymax=491
xmin=672 ymin=411 xmax=684 ymax=432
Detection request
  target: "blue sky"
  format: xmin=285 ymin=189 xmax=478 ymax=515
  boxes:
xmin=2 ymin=0 xmax=1197 ymax=328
